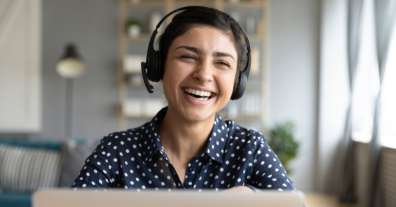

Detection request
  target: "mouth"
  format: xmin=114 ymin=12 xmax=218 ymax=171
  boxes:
xmin=183 ymin=87 xmax=216 ymax=101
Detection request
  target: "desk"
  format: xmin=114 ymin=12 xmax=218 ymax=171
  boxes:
xmin=304 ymin=193 xmax=356 ymax=207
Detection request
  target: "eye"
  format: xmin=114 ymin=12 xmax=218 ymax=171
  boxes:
xmin=178 ymin=54 xmax=197 ymax=62
xmin=215 ymin=60 xmax=231 ymax=69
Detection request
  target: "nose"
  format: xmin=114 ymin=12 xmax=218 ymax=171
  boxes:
xmin=192 ymin=58 xmax=213 ymax=83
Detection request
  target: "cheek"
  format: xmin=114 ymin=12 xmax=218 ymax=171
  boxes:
xmin=164 ymin=60 xmax=193 ymax=83
xmin=162 ymin=62 xmax=189 ymax=94
xmin=219 ymin=73 xmax=237 ymax=96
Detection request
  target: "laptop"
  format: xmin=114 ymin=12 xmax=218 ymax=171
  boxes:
xmin=33 ymin=189 xmax=305 ymax=207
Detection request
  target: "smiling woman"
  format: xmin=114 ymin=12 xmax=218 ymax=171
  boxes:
xmin=162 ymin=26 xmax=237 ymax=125
xmin=72 ymin=6 xmax=294 ymax=192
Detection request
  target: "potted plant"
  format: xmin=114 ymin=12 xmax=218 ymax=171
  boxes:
xmin=267 ymin=121 xmax=299 ymax=173
xmin=125 ymin=18 xmax=142 ymax=38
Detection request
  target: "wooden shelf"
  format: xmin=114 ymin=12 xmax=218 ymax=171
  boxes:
xmin=224 ymin=0 xmax=266 ymax=9
xmin=121 ymin=98 xmax=165 ymax=118
xmin=127 ymin=0 xmax=163 ymax=7
xmin=123 ymin=29 xmax=265 ymax=42
xmin=229 ymin=114 xmax=262 ymax=122
xmin=126 ymin=34 xmax=151 ymax=42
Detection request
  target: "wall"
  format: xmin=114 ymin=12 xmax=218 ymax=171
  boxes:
xmin=267 ymin=0 xmax=320 ymax=191
xmin=0 ymin=0 xmax=42 ymax=132
xmin=35 ymin=0 xmax=319 ymax=191
xmin=40 ymin=0 xmax=118 ymax=140
xmin=317 ymin=0 xmax=350 ymax=193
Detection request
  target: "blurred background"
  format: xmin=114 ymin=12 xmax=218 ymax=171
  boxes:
xmin=0 ymin=0 xmax=395 ymax=207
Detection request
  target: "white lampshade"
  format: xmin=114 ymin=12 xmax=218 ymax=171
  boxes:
xmin=56 ymin=43 xmax=85 ymax=78
xmin=56 ymin=58 xmax=85 ymax=78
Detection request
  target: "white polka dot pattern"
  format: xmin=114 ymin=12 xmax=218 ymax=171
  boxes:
xmin=72 ymin=108 xmax=294 ymax=191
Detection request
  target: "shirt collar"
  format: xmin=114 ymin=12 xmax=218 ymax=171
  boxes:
xmin=204 ymin=115 xmax=229 ymax=164
xmin=142 ymin=107 xmax=229 ymax=165
xmin=142 ymin=107 xmax=167 ymax=163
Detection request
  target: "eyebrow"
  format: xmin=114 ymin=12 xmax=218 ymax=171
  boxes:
xmin=175 ymin=45 xmax=236 ymax=61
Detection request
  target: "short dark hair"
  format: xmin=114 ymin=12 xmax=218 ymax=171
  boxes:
xmin=158 ymin=7 xmax=249 ymax=78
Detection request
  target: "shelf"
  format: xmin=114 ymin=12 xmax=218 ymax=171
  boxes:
xmin=222 ymin=114 xmax=262 ymax=122
xmin=125 ymin=33 xmax=264 ymax=42
xmin=123 ymin=54 xmax=145 ymax=74
xmin=125 ymin=0 xmax=266 ymax=9
xmin=121 ymin=98 xmax=166 ymax=118
xmin=127 ymin=0 xmax=163 ymax=7
xmin=126 ymin=34 xmax=151 ymax=42
xmin=224 ymin=0 xmax=266 ymax=9
xmin=172 ymin=0 xmax=215 ymax=7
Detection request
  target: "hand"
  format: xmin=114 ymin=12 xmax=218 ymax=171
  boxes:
xmin=225 ymin=186 xmax=254 ymax=192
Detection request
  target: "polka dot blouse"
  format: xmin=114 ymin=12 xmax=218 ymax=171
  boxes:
xmin=72 ymin=107 xmax=294 ymax=191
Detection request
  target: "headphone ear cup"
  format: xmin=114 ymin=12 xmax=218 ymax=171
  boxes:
xmin=156 ymin=51 xmax=163 ymax=81
xmin=231 ymin=71 xmax=247 ymax=100
xmin=148 ymin=51 xmax=162 ymax=82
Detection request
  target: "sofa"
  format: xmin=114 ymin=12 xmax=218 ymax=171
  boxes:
xmin=0 ymin=138 xmax=98 ymax=207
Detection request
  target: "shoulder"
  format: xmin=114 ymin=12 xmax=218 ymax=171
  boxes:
xmin=97 ymin=122 xmax=151 ymax=150
xmin=225 ymin=120 xmax=267 ymax=145
xmin=223 ymin=120 xmax=269 ymax=152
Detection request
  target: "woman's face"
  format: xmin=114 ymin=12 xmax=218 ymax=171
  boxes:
xmin=162 ymin=25 xmax=238 ymax=123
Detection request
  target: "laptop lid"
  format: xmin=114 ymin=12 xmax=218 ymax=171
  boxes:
xmin=33 ymin=189 xmax=305 ymax=207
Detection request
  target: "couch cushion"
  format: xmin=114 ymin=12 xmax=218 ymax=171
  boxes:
xmin=0 ymin=139 xmax=62 ymax=151
xmin=0 ymin=192 xmax=31 ymax=207
xmin=59 ymin=139 xmax=99 ymax=187
xmin=0 ymin=140 xmax=62 ymax=192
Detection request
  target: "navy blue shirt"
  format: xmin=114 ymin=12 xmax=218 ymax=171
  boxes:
xmin=72 ymin=108 xmax=294 ymax=191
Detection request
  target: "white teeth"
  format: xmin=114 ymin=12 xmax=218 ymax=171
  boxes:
xmin=197 ymin=97 xmax=208 ymax=101
xmin=185 ymin=88 xmax=211 ymax=98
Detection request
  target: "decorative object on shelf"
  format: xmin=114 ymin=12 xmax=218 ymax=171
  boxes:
xmin=268 ymin=121 xmax=299 ymax=173
xmin=124 ymin=55 xmax=145 ymax=85
xmin=56 ymin=43 xmax=85 ymax=139
xmin=126 ymin=18 xmax=142 ymax=38
xmin=124 ymin=55 xmax=144 ymax=74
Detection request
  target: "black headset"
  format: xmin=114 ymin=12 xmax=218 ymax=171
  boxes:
xmin=141 ymin=6 xmax=251 ymax=100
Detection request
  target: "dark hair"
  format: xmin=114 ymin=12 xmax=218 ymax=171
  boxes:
xmin=158 ymin=7 xmax=249 ymax=80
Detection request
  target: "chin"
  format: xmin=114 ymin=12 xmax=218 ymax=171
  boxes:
xmin=181 ymin=108 xmax=216 ymax=123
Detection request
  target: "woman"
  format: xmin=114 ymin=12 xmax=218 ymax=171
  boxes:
xmin=73 ymin=6 xmax=294 ymax=192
